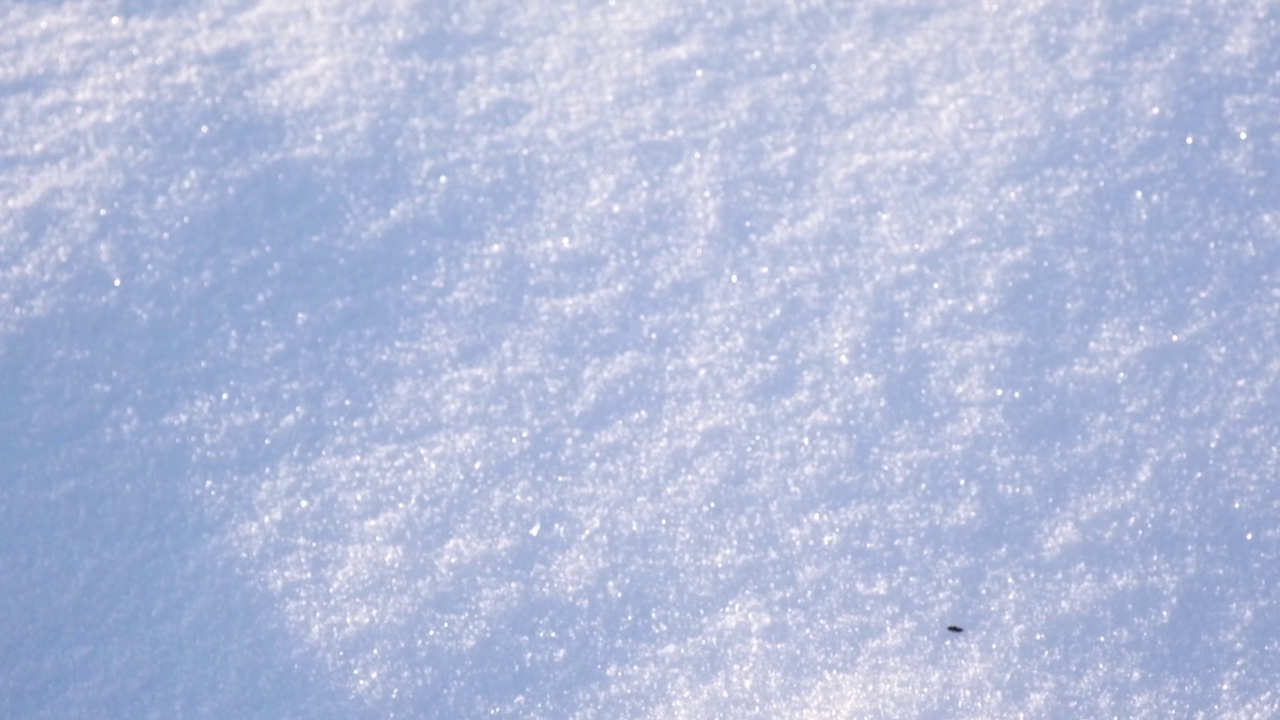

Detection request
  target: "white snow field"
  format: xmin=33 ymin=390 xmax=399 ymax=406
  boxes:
xmin=3 ymin=1 xmax=1279 ymax=717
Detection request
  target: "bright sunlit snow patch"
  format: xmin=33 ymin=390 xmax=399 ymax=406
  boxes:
xmin=4 ymin=0 xmax=1280 ymax=718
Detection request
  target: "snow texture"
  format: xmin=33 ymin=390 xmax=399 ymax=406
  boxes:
xmin=3 ymin=1 xmax=1279 ymax=718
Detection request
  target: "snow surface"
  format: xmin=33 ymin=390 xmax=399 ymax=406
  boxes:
xmin=3 ymin=1 xmax=1279 ymax=717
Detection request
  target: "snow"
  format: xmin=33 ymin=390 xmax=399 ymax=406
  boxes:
xmin=3 ymin=1 xmax=1279 ymax=718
